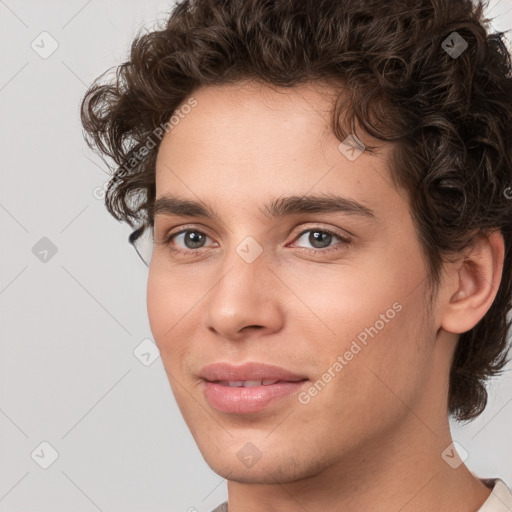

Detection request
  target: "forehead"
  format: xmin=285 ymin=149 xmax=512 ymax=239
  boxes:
xmin=186 ymin=79 xmax=339 ymax=115
xmin=154 ymin=80 xmax=401 ymax=218
xmin=161 ymin=80 xmax=340 ymax=155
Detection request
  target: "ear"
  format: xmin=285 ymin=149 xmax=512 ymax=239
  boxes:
xmin=440 ymin=229 xmax=505 ymax=334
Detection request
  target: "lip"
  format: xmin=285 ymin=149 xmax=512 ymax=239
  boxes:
xmin=200 ymin=362 xmax=307 ymax=382
xmin=200 ymin=362 xmax=308 ymax=414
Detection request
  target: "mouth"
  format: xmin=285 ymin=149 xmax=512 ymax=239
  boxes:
xmin=214 ymin=378 xmax=303 ymax=387
xmin=200 ymin=362 xmax=309 ymax=414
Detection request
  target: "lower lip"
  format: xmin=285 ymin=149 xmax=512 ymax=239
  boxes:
xmin=203 ymin=380 xmax=307 ymax=414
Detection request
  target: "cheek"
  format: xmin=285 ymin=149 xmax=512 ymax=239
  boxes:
xmin=146 ymin=270 xmax=167 ymax=341
xmin=146 ymin=270 xmax=186 ymax=355
xmin=288 ymin=262 xmax=396 ymax=346
xmin=146 ymin=266 xmax=196 ymax=336
xmin=146 ymin=272 xmax=194 ymax=409
xmin=319 ymin=293 xmax=430 ymax=426
xmin=297 ymin=261 xmax=431 ymax=411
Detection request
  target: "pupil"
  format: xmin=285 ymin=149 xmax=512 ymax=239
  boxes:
xmin=310 ymin=231 xmax=331 ymax=248
xmin=185 ymin=231 xmax=204 ymax=249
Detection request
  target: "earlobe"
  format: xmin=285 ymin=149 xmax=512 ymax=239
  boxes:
xmin=441 ymin=230 xmax=505 ymax=334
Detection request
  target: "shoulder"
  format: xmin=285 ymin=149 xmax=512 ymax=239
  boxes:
xmin=210 ymin=502 xmax=228 ymax=512
xmin=478 ymin=478 xmax=512 ymax=512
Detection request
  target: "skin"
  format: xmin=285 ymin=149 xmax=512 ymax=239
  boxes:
xmin=146 ymin=80 xmax=504 ymax=512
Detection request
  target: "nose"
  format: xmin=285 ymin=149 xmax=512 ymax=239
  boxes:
xmin=202 ymin=242 xmax=284 ymax=341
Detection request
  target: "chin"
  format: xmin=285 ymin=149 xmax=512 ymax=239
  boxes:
xmin=199 ymin=445 xmax=326 ymax=485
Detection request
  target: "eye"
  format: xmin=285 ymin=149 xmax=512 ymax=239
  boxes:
xmin=159 ymin=224 xmax=351 ymax=258
xmin=289 ymin=227 xmax=351 ymax=254
xmin=163 ymin=227 xmax=217 ymax=255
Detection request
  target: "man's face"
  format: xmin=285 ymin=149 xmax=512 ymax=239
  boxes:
xmin=147 ymin=81 xmax=440 ymax=483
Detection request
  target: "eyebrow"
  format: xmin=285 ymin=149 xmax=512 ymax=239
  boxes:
xmin=153 ymin=193 xmax=376 ymax=222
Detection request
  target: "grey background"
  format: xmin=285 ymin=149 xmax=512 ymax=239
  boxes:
xmin=0 ymin=1 xmax=511 ymax=511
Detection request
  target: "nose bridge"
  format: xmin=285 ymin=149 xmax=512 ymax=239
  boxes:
xmin=213 ymin=230 xmax=267 ymax=303
xmin=204 ymin=230 xmax=282 ymax=337
xmin=215 ymin=212 xmax=268 ymax=277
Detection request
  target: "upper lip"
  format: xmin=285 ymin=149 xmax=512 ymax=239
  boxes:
xmin=200 ymin=362 xmax=308 ymax=382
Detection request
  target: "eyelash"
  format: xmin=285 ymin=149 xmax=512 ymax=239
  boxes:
xmin=160 ymin=225 xmax=351 ymax=257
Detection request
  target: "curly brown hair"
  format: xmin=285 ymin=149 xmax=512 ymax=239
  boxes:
xmin=80 ymin=0 xmax=512 ymax=423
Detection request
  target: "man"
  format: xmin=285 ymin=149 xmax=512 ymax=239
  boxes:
xmin=81 ymin=0 xmax=512 ymax=510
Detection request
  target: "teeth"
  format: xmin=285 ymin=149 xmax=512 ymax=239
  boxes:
xmin=243 ymin=380 xmax=262 ymax=387
xmin=218 ymin=379 xmax=281 ymax=387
